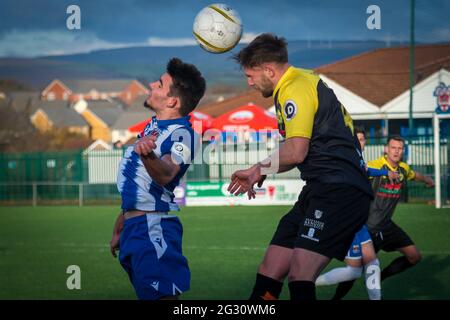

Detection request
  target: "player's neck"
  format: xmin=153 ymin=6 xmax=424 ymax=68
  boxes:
xmin=386 ymin=157 xmax=399 ymax=169
xmin=273 ymin=64 xmax=292 ymax=87
xmin=155 ymin=109 xmax=183 ymax=121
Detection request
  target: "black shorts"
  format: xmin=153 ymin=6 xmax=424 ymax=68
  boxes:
xmin=370 ymin=222 xmax=414 ymax=252
xmin=270 ymin=183 xmax=371 ymax=261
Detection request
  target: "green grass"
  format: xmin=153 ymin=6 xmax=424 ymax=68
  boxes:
xmin=0 ymin=204 xmax=449 ymax=300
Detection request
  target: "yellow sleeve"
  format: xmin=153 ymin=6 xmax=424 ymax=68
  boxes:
xmin=278 ymin=78 xmax=318 ymax=139
xmin=368 ymin=157 xmax=384 ymax=169
xmin=401 ymin=162 xmax=416 ymax=180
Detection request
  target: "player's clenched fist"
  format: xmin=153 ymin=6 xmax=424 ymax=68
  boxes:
xmin=134 ymin=135 xmax=157 ymax=156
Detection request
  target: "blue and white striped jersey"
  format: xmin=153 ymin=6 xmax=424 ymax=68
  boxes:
xmin=117 ymin=115 xmax=198 ymax=212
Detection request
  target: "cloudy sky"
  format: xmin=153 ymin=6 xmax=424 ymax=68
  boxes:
xmin=0 ymin=0 xmax=448 ymax=57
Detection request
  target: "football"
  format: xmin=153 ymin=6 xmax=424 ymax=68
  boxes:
xmin=193 ymin=3 xmax=243 ymax=53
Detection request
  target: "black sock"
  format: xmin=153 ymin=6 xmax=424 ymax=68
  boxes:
xmin=331 ymin=279 xmax=356 ymax=300
xmin=288 ymin=281 xmax=316 ymax=301
xmin=249 ymin=273 xmax=283 ymax=300
xmin=381 ymin=256 xmax=414 ymax=281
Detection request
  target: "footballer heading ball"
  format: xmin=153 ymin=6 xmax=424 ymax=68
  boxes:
xmin=193 ymin=3 xmax=243 ymax=54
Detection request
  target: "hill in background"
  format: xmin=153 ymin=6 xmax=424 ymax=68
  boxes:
xmin=0 ymin=40 xmax=410 ymax=92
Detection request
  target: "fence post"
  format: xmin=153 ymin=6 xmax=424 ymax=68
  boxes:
xmin=32 ymin=182 xmax=37 ymax=207
xmin=218 ymin=143 xmax=223 ymax=182
xmin=79 ymin=183 xmax=83 ymax=207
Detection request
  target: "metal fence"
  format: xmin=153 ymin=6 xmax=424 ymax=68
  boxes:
xmin=0 ymin=182 xmax=121 ymax=206
xmin=0 ymin=150 xmax=84 ymax=182
xmin=0 ymin=138 xmax=440 ymax=205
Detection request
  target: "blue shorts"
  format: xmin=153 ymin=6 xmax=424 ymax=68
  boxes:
xmin=119 ymin=213 xmax=190 ymax=300
xmin=346 ymin=224 xmax=372 ymax=260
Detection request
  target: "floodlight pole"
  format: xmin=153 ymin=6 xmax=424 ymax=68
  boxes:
xmin=434 ymin=114 xmax=441 ymax=208
xmin=408 ymin=0 xmax=415 ymax=140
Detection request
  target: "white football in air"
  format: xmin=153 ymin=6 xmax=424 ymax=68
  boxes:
xmin=193 ymin=3 xmax=243 ymax=53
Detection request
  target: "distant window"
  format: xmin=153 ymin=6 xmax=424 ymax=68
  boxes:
xmin=46 ymin=159 xmax=56 ymax=168
xmin=8 ymin=161 xmax=17 ymax=170
xmin=47 ymin=92 xmax=55 ymax=101
xmin=63 ymin=92 xmax=68 ymax=100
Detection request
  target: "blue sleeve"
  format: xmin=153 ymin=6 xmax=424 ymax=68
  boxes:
xmin=367 ymin=167 xmax=388 ymax=177
xmin=160 ymin=128 xmax=197 ymax=165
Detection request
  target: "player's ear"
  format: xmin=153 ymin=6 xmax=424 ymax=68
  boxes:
xmin=263 ymin=64 xmax=275 ymax=79
xmin=167 ymin=96 xmax=178 ymax=109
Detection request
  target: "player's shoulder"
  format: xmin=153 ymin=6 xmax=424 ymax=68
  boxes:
xmin=278 ymin=68 xmax=320 ymax=107
xmin=165 ymin=123 xmax=193 ymax=135
xmin=368 ymin=156 xmax=386 ymax=169
xmin=166 ymin=123 xmax=199 ymax=146
xmin=282 ymin=68 xmax=319 ymax=91
xmin=399 ymin=161 xmax=412 ymax=172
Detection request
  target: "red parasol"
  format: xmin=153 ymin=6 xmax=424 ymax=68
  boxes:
xmin=211 ymin=103 xmax=278 ymax=132
xmin=128 ymin=111 xmax=214 ymax=134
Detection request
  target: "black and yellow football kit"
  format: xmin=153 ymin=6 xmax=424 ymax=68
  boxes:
xmin=270 ymin=67 xmax=373 ymax=260
xmin=273 ymin=67 xmax=372 ymax=195
xmin=366 ymin=156 xmax=416 ymax=251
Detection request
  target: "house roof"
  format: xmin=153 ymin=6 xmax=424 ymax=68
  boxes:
xmin=83 ymin=140 xmax=112 ymax=153
xmin=60 ymin=79 xmax=140 ymax=93
xmin=86 ymin=100 xmax=124 ymax=127
xmin=315 ymin=43 xmax=450 ymax=106
xmin=126 ymin=95 xmax=148 ymax=112
xmin=7 ymin=91 xmax=40 ymax=113
xmin=198 ymin=89 xmax=273 ymax=117
xmin=380 ymin=68 xmax=450 ymax=118
xmin=112 ymin=110 xmax=154 ymax=130
xmin=35 ymin=101 xmax=87 ymax=127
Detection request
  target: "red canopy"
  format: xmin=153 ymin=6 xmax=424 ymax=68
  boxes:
xmin=211 ymin=103 xmax=278 ymax=132
xmin=128 ymin=111 xmax=213 ymax=134
xmin=128 ymin=118 xmax=151 ymax=133
xmin=190 ymin=110 xmax=213 ymax=133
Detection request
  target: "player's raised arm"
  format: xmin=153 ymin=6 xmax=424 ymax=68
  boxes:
xmin=228 ymin=137 xmax=309 ymax=196
xmin=413 ymin=171 xmax=435 ymax=188
xmin=140 ymin=152 xmax=181 ymax=187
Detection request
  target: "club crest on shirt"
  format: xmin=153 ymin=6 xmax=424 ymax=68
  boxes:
xmin=174 ymin=144 xmax=183 ymax=152
xmin=314 ymin=209 xmax=323 ymax=219
xmin=138 ymin=120 xmax=161 ymax=139
xmin=171 ymin=142 xmax=191 ymax=164
xmin=284 ymin=100 xmax=297 ymax=121
xmin=143 ymin=123 xmax=161 ymax=138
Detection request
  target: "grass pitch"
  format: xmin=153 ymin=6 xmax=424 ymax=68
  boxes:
xmin=0 ymin=204 xmax=449 ymax=300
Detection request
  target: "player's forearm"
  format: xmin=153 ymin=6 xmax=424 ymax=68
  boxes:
xmin=253 ymin=162 xmax=296 ymax=178
xmin=140 ymin=152 xmax=174 ymax=186
xmin=112 ymin=212 xmax=124 ymax=235
xmin=257 ymin=139 xmax=307 ymax=175
xmin=278 ymin=164 xmax=297 ymax=173
xmin=414 ymin=172 xmax=433 ymax=184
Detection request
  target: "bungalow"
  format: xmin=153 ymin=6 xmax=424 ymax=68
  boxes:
xmin=30 ymin=100 xmax=89 ymax=136
xmin=73 ymin=99 xmax=124 ymax=142
xmin=41 ymin=79 xmax=148 ymax=105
